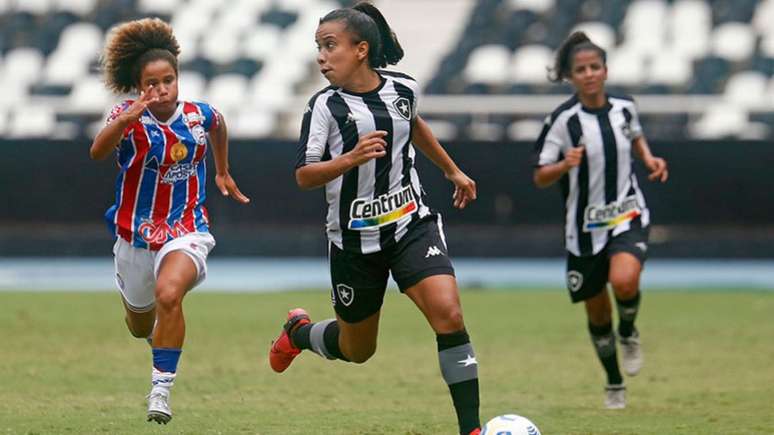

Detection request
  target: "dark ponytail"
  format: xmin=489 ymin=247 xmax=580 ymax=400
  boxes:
xmin=320 ymin=1 xmax=404 ymax=68
xmin=548 ymin=31 xmax=606 ymax=83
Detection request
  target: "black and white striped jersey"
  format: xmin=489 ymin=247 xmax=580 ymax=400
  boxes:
xmin=296 ymin=70 xmax=434 ymax=254
xmin=534 ymin=94 xmax=650 ymax=257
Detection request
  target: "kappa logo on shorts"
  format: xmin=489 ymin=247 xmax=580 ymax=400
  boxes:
xmin=425 ymin=245 xmax=443 ymax=258
xmin=567 ymin=270 xmax=584 ymax=293
xmin=336 ymin=284 xmax=354 ymax=307
xmin=636 ymin=242 xmax=648 ymax=253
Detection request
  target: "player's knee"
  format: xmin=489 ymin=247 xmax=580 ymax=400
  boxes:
xmin=434 ymin=306 xmax=465 ymax=333
xmin=346 ymin=343 xmax=377 ymax=364
xmin=609 ymin=274 xmax=638 ymax=299
xmin=154 ymin=283 xmax=184 ymax=312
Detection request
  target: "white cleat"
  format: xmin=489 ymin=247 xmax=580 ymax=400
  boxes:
xmin=605 ymin=384 xmax=626 ymax=409
xmin=619 ymin=331 xmax=643 ymax=376
xmin=147 ymin=389 xmax=172 ymax=424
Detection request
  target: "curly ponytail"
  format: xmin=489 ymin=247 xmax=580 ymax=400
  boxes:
xmin=320 ymin=1 xmax=404 ymax=69
xmin=548 ymin=31 xmax=606 ymax=83
xmin=101 ymin=18 xmax=180 ymax=94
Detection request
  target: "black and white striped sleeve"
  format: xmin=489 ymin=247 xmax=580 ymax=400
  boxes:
xmin=296 ymin=93 xmax=331 ymax=168
xmin=624 ymin=99 xmax=644 ymax=139
xmin=533 ymin=114 xmax=569 ymax=167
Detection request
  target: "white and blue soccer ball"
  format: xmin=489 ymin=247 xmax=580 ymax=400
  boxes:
xmin=482 ymin=414 xmax=541 ymax=435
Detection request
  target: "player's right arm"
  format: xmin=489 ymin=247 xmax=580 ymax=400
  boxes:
xmin=533 ymin=146 xmax=584 ymax=188
xmin=90 ymin=85 xmax=158 ymax=160
xmin=295 ymin=131 xmax=387 ymax=190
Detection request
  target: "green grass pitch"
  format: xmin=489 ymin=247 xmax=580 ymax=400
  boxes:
xmin=1 ymin=290 xmax=773 ymax=434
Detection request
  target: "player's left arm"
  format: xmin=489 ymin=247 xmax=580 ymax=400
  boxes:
xmin=411 ymin=115 xmax=476 ymax=209
xmin=632 ymin=135 xmax=668 ymax=183
xmin=209 ymin=111 xmax=250 ymax=203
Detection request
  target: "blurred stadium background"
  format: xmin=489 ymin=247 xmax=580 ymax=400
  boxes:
xmin=0 ymin=0 xmax=771 ymax=291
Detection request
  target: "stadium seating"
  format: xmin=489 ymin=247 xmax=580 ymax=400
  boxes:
xmin=0 ymin=0 xmax=771 ymax=140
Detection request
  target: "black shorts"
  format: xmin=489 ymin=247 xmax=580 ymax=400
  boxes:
xmin=565 ymin=224 xmax=649 ymax=303
xmin=329 ymin=216 xmax=455 ymax=323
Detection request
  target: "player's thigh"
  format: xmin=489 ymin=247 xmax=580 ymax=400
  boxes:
xmin=566 ymin=251 xmax=609 ymax=304
xmin=328 ymin=242 xmax=389 ymax=325
xmin=404 ymin=274 xmax=464 ymax=334
xmin=153 ymin=232 xmax=216 ymax=306
xmin=113 ymin=237 xmax=157 ymax=313
xmin=336 ymin=310 xmax=382 ymax=363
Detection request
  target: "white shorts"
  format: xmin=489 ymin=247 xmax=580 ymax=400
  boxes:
xmin=113 ymin=232 xmax=216 ymax=312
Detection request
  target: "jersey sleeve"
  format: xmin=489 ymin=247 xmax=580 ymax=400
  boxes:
xmin=193 ymin=102 xmax=220 ymax=132
xmin=623 ymin=100 xmax=644 ymax=139
xmin=533 ymin=115 xmax=569 ymax=167
xmin=296 ymin=94 xmax=331 ymax=169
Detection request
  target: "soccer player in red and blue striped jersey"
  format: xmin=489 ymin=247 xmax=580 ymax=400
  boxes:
xmin=90 ymin=18 xmax=249 ymax=424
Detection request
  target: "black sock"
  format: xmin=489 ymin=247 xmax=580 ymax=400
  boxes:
xmin=588 ymin=322 xmax=623 ymax=385
xmin=292 ymin=320 xmax=347 ymax=361
xmin=616 ymin=291 xmax=641 ymax=338
xmin=437 ymin=330 xmax=480 ymax=435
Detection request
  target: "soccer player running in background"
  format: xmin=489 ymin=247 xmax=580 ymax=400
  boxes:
xmin=90 ymin=18 xmax=249 ymax=424
xmin=268 ymin=3 xmax=482 ymax=434
xmin=532 ymin=31 xmax=668 ymax=409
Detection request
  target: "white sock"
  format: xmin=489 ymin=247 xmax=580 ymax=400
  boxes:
xmin=151 ymin=368 xmax=176 ymax=392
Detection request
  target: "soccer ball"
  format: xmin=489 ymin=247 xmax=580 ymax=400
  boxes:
xmin=482 ymin=414 xmax=541 ymax=435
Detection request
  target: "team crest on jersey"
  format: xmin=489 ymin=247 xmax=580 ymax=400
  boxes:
xmin=621 ymin=120 xmax=635 ymax=140
xmin=567 ymin=271 xmax=583 ymax=292
xmin=336 ymin=284 xmax=354 ymax=307
xmin=392 ymin=97 xmax=412 ymax=120
xmin=138 ymin=219 xmax=189 ymax=244
xmin=192 ymin=125 xmax=207 ymax=145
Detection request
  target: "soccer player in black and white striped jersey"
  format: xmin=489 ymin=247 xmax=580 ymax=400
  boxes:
xmin=268 ymin=3 xmax=482 ymax=434
xmin=533 ymin=32 xmax=668 ymax=409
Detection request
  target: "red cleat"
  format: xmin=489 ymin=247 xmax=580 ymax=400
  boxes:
xmin=269 ymin=308 xmax=311 ymax=373
xmin=468 ymin=429 xmax=481 ymax=435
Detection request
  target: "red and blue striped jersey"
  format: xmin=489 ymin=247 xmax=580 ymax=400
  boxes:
xmin=104 ymin=100 xmax=219 ymax=251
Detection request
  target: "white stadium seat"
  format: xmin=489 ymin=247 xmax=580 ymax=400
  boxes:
xmin=606 ymin=48 xmax=645 ymax=86
xmin=0 ymin=109 xmax=7 ymax=136
xmin=767 ymin=78 xmax=774 ymax=110
xmin=724 ymin=71 xmax=769 ymax=110
xmin=4 ymin=48 xmax=44 ymax=86
xmin=8 ymin=106 xmax=56 ymax=138
xmin=206 ymin=74 xmax=249 ymax=113
xmin=137 ymin=0 xmax=181 ymax=15
xmin=508 ymin=119 xmax=545 ymax=141
xmin=231 ymin=108 xmax=276 ymax=138
xmin=242 ymin=25 xmax=282 ymax=61
xmin=53 ymin=0 xmax=96 ymax=16
xmin=712 ymin=23 xmax=756 ymax=62
xmin=0 ymin=77 xmax=28 ymax=106
xmin=57 ymin=23 xmax=102 ymax=62
xmin=69 ymin=75 xmax=111 ymax=113
xmin=464 ymin=45 xmax=511 ymax=85
xmin=622 ymin=0 xmax=668 ymax=57
xmin=648 ymin=50 xmax=692 ymax=86
xmin=572 ymin=22 xmax=616 ymax=51
xmin=510 ymin=45 xmax=553 ymax=84
xmin=15 ymin=0 xmax=51 ymax=14
xmin=177 ymin=70 xmax=207 ymax=101
xmin=689 ymin=103 xmax=769 ymax=139
xmin=508 ymin=0 xmax=554 ymax=13
xmin=752 ymin=0 xmax=774 ymax=37
xmin=669 ymin=0 xmax=711 ymax=59
xmin=760 ymin=34 xmax=774 ymax=58
xmin=200 ymin=30 xmax=241 ymax=65
xmin=44 ymin=51 xmax=89 ymax=86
